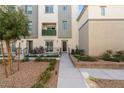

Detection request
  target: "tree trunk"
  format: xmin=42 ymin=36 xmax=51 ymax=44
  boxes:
xmin=1 ymin=40 xmax=8 ymax=78
xmin=18 ymin=42 xmax=21 ymax=71
xmin=5 ymin=40 xmax=12 ymax=74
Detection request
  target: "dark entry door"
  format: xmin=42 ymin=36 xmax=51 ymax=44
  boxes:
xmin=28 ymin=41 xmax=33 ymax=53
xmin=62 ymin=41 xmax=67 ymax=52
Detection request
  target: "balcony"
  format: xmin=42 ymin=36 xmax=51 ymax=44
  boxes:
xmin=42 ymin=29 xmax=56 ymax=36
xmin=42 ymin=23 xmax=56 ymax=36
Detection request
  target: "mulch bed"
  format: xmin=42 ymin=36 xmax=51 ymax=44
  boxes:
xmin=90 ymin=79 xmax=124 ymax=88
xmin=70 ymin=55 xmax=124 ymax=69
xmin=0 ymin=62 xmax=49 ymax=88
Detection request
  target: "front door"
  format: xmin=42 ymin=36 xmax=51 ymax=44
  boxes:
xmin=62 ymin=41 xmax=67 ymax=52
xmin=27 ymin=40 xmax=33 ymax=53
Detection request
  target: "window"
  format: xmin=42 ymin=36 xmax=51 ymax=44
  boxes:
xmin=28 ymin=21 xmax=32 ymax=32
xmin=42 ymin=23 xmax=56 ymax=36
xmin=63 ymin=5 xmax=67 ymax=11
xmin=63 ymin=21 xmax=67 ymax=30
xmin=100 ymin=6 xmax=106 ymax=16
xmin=12 ymin=42 xmax=16 ymax=52
xmin=45 ymin=5 xmax=54 ymax=13
xmin=25 ymin=5 xmax=32 ymax=14
xmin=45 ymin=41 xmax=53 ymax=52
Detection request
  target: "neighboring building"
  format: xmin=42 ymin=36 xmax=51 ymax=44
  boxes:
xmin=77 ymin=5 xmax=124 ymax=56
xmin=16 ymin=5 xmax=79 ymax=53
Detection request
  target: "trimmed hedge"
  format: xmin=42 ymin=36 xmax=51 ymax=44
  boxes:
xmin=35 ymin=57 xmax=57 ymax=62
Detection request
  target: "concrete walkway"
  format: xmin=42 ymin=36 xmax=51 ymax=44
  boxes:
xmin=57 ymin=53 xmax=87 ymax=88
xmin=80 ymin=68 xmax=124 ymax=80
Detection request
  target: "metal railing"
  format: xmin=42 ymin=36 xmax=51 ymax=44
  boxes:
xmin=42 ymin=29 xmax=56 ymax=36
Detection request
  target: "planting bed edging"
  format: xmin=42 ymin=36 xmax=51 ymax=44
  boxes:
xmin=70 ymin=55 xmax=124 ymax=69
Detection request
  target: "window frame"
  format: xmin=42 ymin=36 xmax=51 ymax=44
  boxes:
xmin=63 ymin=5 xmax=67 ymax=11
xmin=100 ymin=6 xmax=106 ymax=16
xmin=28 ymin=21 xmax=33 ymax=32
xmin=63 ymin=21 xmax=68 ymax=31
xmin=25 ymin=5 xmax=33 ymax=14
xmin=45 ymin=5 xmax=54 ymax=13
xmin=45 ymin=41 xmax=53 ymax=52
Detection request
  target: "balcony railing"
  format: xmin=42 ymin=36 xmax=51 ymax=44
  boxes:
xmin=42 ymin=29 xmax=56 ymax=36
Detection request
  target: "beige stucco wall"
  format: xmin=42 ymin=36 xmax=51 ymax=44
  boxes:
xmin=89 ymin=20 xmax=124 ymax=56
xmin=16 ymin=5 xmax=79 ymax=52
xmin=79 ymin=21 xmax=89 ymax=54
xmin=88 ymin=5 xmax=124 ymax=19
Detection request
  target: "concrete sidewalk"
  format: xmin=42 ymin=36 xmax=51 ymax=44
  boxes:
xmin=80 ymin=68 xmax=124 ymax=80
xmin=57 ymin=53 xmax=87 ymax=88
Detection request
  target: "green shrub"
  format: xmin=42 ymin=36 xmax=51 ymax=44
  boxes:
xmin=73 ymin=54 xmax=81 ymax=59
xmin=46 ymin=61 xmax=57 ymax=71
xmin=35 ymin=56 xmax=42 ymax=62
xmin=25 ymin=54 xmax=38 ymax=57
xmin=40 ymin=70 xmax=51 ymax=84
xmin=32 ymin=82 xmax=44 ymax=88
xmin=35 ymin=57 xmax=57 ymax=62
xmin=101 ymin=50 xmax=124 ymax=62
xmin=121 ymin=55 xmax=124 ymax=61
xmin=101 ymin=53 xmax=112 ymax=61
xmin=45 ymin=55 xmax=59 ymax=57
xmin=106 ymin=50 xmax=113 ymax=54
xmin=49 ymin=61 xmax=56 ymax=66
xmin=79 ymin=55 xmax=97 ymax=62
xmin=46 ymin=65 xmax=55 ymax=71
xmin=111 ymin=57 xmax=120 ymax=62
xmin=71 ymin=49 xmax=75 ymax=54
xmin=0 ymin=59 xmax=2 ymax=64
xmin=21 ymin=57 xmax=29 ymax=62
xmin=75 ymin=49 xmax=85 ymax=56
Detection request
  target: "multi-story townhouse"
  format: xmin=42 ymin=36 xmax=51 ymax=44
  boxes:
xmin=16 ymin=5 xmax=79 ymax=54
xmin=77 ymin=5 xmax=124 ymax=56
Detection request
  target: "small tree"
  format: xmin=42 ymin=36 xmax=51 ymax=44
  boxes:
xmin=0 ymin=5 xmax=29 ymax=74
xmin=0 ymin=31 xmax=8 ymax=77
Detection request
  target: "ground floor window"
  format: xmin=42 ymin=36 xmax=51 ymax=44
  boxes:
xmin=45 ymin=41 xmax=53 ymax=52
xmin=12 ymin=42 xmax=16 ymax=52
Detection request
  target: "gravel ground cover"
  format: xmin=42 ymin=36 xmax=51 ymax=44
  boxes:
xmin=45 ymin=61 xmax=59 ymax=88
xmin=0 ymin=62 xmax=48 ymax=88
xmin=91 ymin=79 xmax=124 ymax=88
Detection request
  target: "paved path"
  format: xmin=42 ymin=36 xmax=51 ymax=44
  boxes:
xmin=57 ymin=53 xmax=87 ymax=88
xmin=80 ymin=68 xmax=124 ymax=80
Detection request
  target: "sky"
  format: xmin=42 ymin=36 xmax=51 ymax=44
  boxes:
xmin=79 ymin=5 xmax=84 ymax=12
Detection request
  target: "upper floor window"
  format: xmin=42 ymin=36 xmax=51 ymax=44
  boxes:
xmin=45 ymin=5 xmax=54 ymax=13
xmin=28 ymin=21 xmax=32 ymax=32
xmin=63 ymin=21 xmax=67 ymax=30
xmin=100 ymin=6 xmax=106 ymax=16
xmin=63 ymin=5 xmax=67 ymax=11
xmin=25 ymin=5 xmax=32 ymax=14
